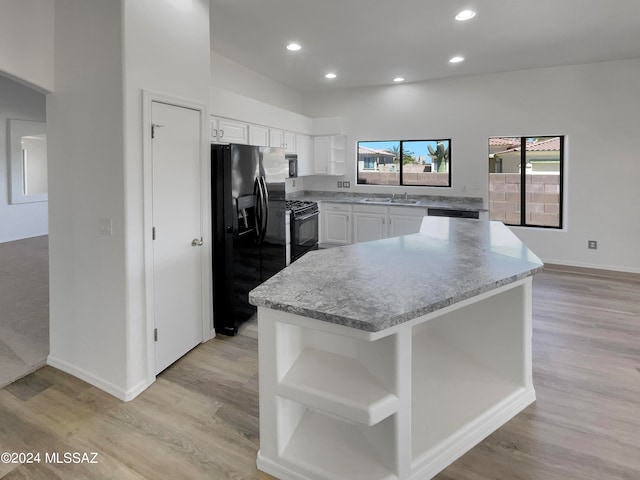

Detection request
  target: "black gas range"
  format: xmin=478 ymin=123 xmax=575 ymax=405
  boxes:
xmin=286 ymin=200 xmax=319 ymax=262
xmin=286 ymin=200 xmax=318 ymax=217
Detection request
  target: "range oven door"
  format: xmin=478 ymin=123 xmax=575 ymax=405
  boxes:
xmin=291 ymin=210 xmax=319 ymax=261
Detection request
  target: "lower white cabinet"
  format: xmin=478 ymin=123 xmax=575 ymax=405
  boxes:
xmin=388 ymin=206 xmax=428 ymax=237
xmin=353 ymin=205 xmax=388 ymax=243
xmin=320 ymin=203 xmax=352 ymax=245
xmin=322 ymin=203 xmax=427 ymax=246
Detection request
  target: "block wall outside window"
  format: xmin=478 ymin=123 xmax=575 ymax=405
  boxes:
xmin=488 ymin=136 xmax=563 ymax=229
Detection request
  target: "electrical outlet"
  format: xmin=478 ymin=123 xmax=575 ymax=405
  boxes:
xmin=343 ymin=181 xmax=351 ymax=188
xmin=588 ymin=240 xmax=597 ymax=249
xmin=337 ymin=181 xmax=343 ymax=188
xmin=292 ymin=179 xmax=296 ymax=187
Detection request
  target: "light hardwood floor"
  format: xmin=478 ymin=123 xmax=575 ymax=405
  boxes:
xmin=0 ymin=270 xmax=638 ymax=479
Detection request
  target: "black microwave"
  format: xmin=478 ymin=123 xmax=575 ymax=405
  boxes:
xmin=287 ymin=154 xmax=298 ymax=178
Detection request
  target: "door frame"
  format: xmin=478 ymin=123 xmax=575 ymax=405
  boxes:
xmin=142 ymin=90 xmax=213 ymax=386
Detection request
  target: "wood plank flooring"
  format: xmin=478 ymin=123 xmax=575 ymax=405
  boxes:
xmin=1 ymin=270 xmax=639 ymax=479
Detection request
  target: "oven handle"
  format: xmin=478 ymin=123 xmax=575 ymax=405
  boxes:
xmin=294 ymin=211 xmax=319 ymax=222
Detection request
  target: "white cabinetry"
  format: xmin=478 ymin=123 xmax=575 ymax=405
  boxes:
xmin=314 ymin=135 xmax=346 ymax=176
xmin=257 ymin=275 xmax=535 ymax=480
xmin=269 ymin=129 xmax=296 ymax=154
xmin=210 ymin=117 xmax=248 ymax=144
xmin=321 ymin=202 xmax=427 ymax=246
xmin=296 ymin=134 xmax=312 ymax=176
xmin=320 ymin=203 xmax=352 ymax=245
xmin=352 ymin=205 xmax=388 ymax=243
xmin=248 ymin=124 xmax=269 ymax=146
xmin=350 ymin=204 xmax=427 ymax=244
xmin=388 ymin=206 xmax=428 ymax=238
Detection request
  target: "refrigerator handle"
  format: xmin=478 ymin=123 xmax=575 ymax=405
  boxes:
xmin=260 ymin=176 xmax=269 ymax=244
xmin=253 ymin=177 xmax=262 ymax=242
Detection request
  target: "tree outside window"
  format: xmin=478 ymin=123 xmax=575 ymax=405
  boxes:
xmin=357 ymin=139 xmax=451 ymax=187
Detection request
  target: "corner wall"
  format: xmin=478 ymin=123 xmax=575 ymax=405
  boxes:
xmin=47 ymin=0 xmax=212 ymax=400
xmin=47 ymin=0 xmax=128 ymax=396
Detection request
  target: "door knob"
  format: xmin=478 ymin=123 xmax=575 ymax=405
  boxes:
xmin=191 ymin=238 xmax=204 ymax=247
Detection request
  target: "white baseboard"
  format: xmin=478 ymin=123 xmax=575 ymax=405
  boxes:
xmin=47 ymin=355 xmax=153 ymax=402
xmin=542 ymin=260 xmax=640 ymax=277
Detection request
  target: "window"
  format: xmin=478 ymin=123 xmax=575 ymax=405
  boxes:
xmin=357 ymin=139 xmax=451 ymax=187
xmin=489 ymin=136 xmax=564 ymax=228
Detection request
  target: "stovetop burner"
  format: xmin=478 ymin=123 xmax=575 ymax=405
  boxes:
xmin=286 ymin=200 xmax=318 ymax=217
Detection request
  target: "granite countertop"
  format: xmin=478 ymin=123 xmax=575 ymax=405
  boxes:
xmin=249 ymin=217 xmax=543 ymax=332
xmin=288 ymin=190 xmax=485 ymax=211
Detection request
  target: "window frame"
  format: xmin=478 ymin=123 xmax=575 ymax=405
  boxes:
xmin=356 ymin=138 xmax=452 ymax=187
xmin=489 ymin=135 xmax=564 ymax=229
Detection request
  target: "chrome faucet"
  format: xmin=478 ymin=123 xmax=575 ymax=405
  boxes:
xmin=391 ymin=193 xmax=395 ymax=201
xmin=404 ymin=192 xmax=408 ymax=200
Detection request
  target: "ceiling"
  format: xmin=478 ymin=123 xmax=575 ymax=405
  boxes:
xmin=210 ymin=0 xmax=640 ymax=93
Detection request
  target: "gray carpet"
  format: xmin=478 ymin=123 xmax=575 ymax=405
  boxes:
xmin=0 ymin=235 xmax=49 ymax=389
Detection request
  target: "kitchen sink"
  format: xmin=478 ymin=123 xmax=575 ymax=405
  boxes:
xmin=364 ymin=197 xmax=419 ymax=205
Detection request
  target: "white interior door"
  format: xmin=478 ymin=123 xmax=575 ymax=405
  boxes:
xmin=151 ymin=101 xmax=203 ymax=374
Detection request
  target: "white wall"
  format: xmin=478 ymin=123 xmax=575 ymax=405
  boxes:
xmin=47 ymin=0 xmax=128 ymax=396
xmin=0 ymin=0 xmax=54 ymax=92
xmin=211 ymin=51 xmax=306 ymax=115
xmin=47 ymin=0 xmax=211 ymax=400
xmin=0 ymin=76 xmax=48 ymax=242
xmin=302 ymin=60 xmax=640 ymax=273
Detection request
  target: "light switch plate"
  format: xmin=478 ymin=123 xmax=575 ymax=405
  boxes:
xmin=99 ymin=218 xmax=113 ymax=236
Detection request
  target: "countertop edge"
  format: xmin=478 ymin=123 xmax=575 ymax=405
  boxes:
xmin=249 ymin=265 xmax=543 ymax=333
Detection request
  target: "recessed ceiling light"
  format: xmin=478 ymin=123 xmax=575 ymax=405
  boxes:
xmin=455 ymin=9 xmax=476 ymax=21
xmin=449 ymin=56 xmax=465 ymax=63
xmin=286 ymin=43 xmax=301 ymax=51
xmin=325 ymin=73 xmax=337 ymax=79
xmin=393 ymin=77 xmax=405 ymax=83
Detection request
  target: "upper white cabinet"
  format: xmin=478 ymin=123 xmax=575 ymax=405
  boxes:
xmin=211 ymin=116 xmax=248 ymax=144
xmin=313 ymin=136 xmax=331 ymax=174
xmin=296 ymin=134 xmax=313 ymax=176
xmin=249 ymin=124 xmax=269 ymax=147
xmin=210 ymin=115 xmax=347 ymax=177
xmin=313 ymin=135 xmax=345 ymax=176
xmin=270 ymin=129 xmax=296 ymax=154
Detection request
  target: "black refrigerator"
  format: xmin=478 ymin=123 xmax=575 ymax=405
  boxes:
xmin=211 ymin=143 xmax=289 ymax=335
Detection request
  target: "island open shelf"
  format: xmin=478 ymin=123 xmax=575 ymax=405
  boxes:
xmin=250 ymin=218 xmax=543 ymax=480
xmin=274 ymin=319 xmax=399 ymax=426
xmin=411 ymin=281 xmax=534 ymax=468
xmin=279 ymin=399 xmax=398 ymax=480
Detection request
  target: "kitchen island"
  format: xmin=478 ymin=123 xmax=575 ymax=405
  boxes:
xmin=249 ymin=217 xmax=543 ymax=480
